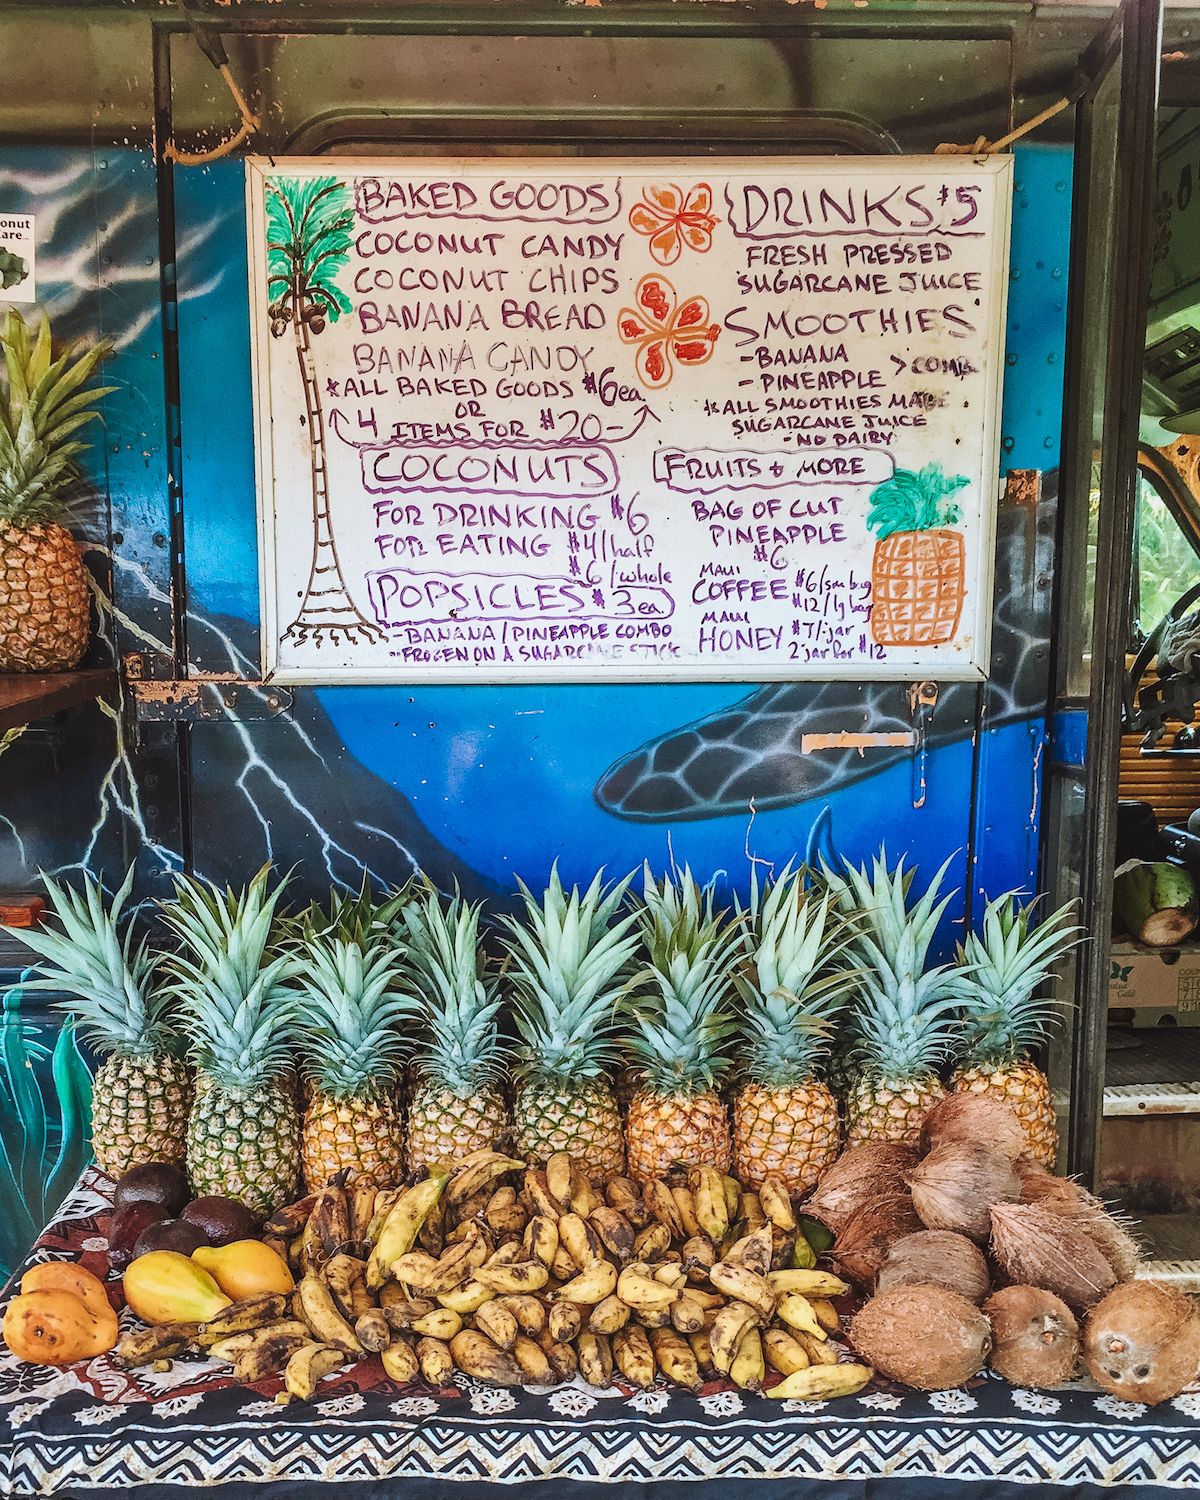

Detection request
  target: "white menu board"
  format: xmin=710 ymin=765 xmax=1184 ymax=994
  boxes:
xmin=247 ymin=155 xmax=1012 ymax=683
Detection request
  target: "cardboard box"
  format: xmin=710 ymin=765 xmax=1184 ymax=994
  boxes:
xmin=1109 ymin=943 xmax=1200 ymax=1025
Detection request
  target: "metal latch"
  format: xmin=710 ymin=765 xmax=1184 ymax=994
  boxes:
xmin=907 ymin=681 xmax=940 ymax=809
xmin=123 ymin=656 xmax=292 ymax=723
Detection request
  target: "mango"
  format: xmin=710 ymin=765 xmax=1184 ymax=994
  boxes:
xmin=192 ymin=1239 xmax=294 ymax=1300
xmin=21 ymin=1262 xmax=113 ymax=1322
xmin=122 ymin=1250 xmax=232 ymax=1325
xmin=4 ymin=1289 xmax=118 ymax=1364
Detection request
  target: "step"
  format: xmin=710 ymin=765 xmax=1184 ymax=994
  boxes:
xmin=1104 ymin=1080 xmax=1200 ymax=1117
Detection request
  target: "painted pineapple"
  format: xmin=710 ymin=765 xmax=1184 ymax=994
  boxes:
xmin=732 ymin=865 xmax=856 ymax=1193
xmin=829 ymin=850 xmax=972 ymax=1146
xmin=867 ymin=462 xmax=968 ymax=648
xmin=12 ymin=867 xmax=191 ymax=1176
xmin=503 ymin=867 xmax=639 ymax=1177
xmin=952 ymin=892 xmax=1081 ymax=1167
xmin=161 ymin=866 xmax=301 ymax=1215
xmin=624 ymin=867 xmax=740 ymax=1182
xmin=0 ymin=310 xmax=113 ymax=670
xmin=403 ymin=882 xmax=511 ymax=1171
xmin=293 ymin=928 xmax=416 ymax=1189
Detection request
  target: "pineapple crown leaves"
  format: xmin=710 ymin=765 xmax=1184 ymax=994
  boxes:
xmin=639 ymin=862 xmax=731 ymax=968
xmin=401 ymin=880 xmax=509 ymax=1097
xmin=823 ymin=847 xmax=957 ymax=980
xmin=955 ymin=891 xmax=1084 ymax=1066
xmin=291 ymin=930 xmax=419 ymax=1099
xmin=866 ymin=462 xmax=968 ymax=541
xmin=8 ymin=865 xmax=174 ymax=1060
xmin=0 ymin=310 xmax=116 ymax=526
xmin=851 ymin=954 xmax=974 ymax=1081
xmin=501 ymin=864 xmax=640 ymax=1087
xmin=159 ymin=865 xmax=301 ymax=1090
xmin=284 ymin=871 xmax=411 ymax=947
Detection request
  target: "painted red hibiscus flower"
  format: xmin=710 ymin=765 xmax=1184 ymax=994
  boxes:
xmin=628 ymin=183 xmax=719 ymax=266
xmin=617 ymin=273 xmax=720 ymax=391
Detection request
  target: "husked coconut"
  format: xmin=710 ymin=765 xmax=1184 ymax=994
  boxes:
xmin=989 ymin=1202 xmax=1117 ymax=1312
xmin=849 ymin=1284 xmax=992 ymax=1390
xmin=920 ymin=1093 xmax=1027 ymax=1160
xmin=1014 ymin=1166 xmax=1141 ymax=1280
xmin=985 ymin=1285 xmax=1081 ymax=1388
xmin=805 ymin=1142 xmax=918 ymax=1233
xmin=1084 ymin=1280 xmax=1200 ymax=1406
xmin=877 ymin=1230 xmax=991 ymax=1304
xmin=909 ymin=1141 xmax=1021 ymax=1241
xmin=831 ymin=1192 xmax=923 ymax=1289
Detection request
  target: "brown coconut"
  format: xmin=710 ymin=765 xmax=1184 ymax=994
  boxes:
xmin=1014 ymin=1165 xmax=1141 ymax=1280
xmin=920 ymin=1092 xmax=1027 ymax=1161
xmin=805 ymin=1142 xmax=919 ymax=1233
xmin=909 ymin=1141 xmax=1021 ymax=1241
xmin=877 ymin=1230 xmax=992 ymax=1305
xmin=849 ymin=1284 xmax=992 ymax=1390
xmin=831 ymin=1191 xmax=923 ymax=1288
xmin=985 ymin=1285 xmax=1081 ymax=1388
xmin=1084 ymin=1280 xmax=1200 ymax=1406
xmin=989 ymin=1202 xmax=1117 ymax=1313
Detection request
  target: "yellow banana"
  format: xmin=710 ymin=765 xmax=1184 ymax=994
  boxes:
xmin=634 ymin=1222 xmax=672 ymax=1261
xmin=555 ymin=1257 xmax=617 ymax=1304
xmin=588 ymin=1294 xmax=631 ymax=1335
xmin=810 ymin=1298 xmax=841 ymax=1334
xmin=616 ymin=1267 xmax=680 ymax=1311
xmin=367 ymin=1174 xmax=448 ymax=1289
xmin=557 ymin=1212 xmax=603 ymax=1270
xmin=389 ymin=1250 xmax=441 ymax=1289
xmin=681 ymin=1235 xmax=716 ymax=1277
xmin=766 ymin=1270 xmax=850 ymax=1297
xmin=652 ymin=1261 xmax=687 ymax=1289
xmin=348 ymin=1183 xmax=378 ymax=1249
xmin=115 ymin=1323 xmax=201 ymax=1368
xmin=566 ymin=1165 xmax=599 ymax=1218
xmin=577 ymin=1331 xmax=614 ymax=1387
xmin=708 ymin=1262 xmax=777 ymax=1320
xmin=670 ymin=1185 xmax=701 ymax=1239
xmin=407 ymin=1307 xmax=462 ymax=1340
xmin=589 ymin=1207 xmax=635 ymax=1262
xmin=669 ymin=1293 xmax=707 ymax=1335
xmin=643 ymin=1180 xmax=684 ymax=1238
xmin=297 ymin=1275 xmax=363 ymax=1356
xmin=605 ymin=1177 xmax=649 ymax=1229
xmin=709 ymin=1301 xmax=762 ymax=1373
xmin=354 ymin=1309 xmax=391 ymax=1352
xmin=545 ymin=1151 xmax=574 ymax=1206
xmin=545 ymin=1339 xmax=578 ymax=1383
xmin=649 ymin=1326 xmax=702 ymax=1390
xmin=763 ymin=1327 xmax=811 ymax=1376
xmin=474 ymin=1300 xmax=519 ymax=1351
xmin=728 ymin=1224 xmax=773 ymax=1276
xmin=416 ymin=1336 xmax=455 ymax=1387
xmin=323 ymin=1253 xmax=369 ymax=1322
xmin=363 ymin=1188 xmax=402 ymax=1249
xmin=791 ymin=1329 xmax=839 ymax=1366
xmin=758 ymin=1176 xmax=796 ymax=1232
xmin=513 ymin=1334 xmax=553 ymax=1383
xmin=445 ymin=1152 xmax=527 ymax=1209
xmin=764 ymin=1363 xmax=873 ymax=1401
xmin=484 ymin=1186 xmax=528 ymax=1237
xmin=523 ymin=1168 xmax=564 ymax=1220
xmin=381 ymin=1335 xmax=419 ymax=1384
xmin=729 ymin=1327 xmax=765 ymax=1390
xmin=284 ymin=1342 xmax=345 ymax=1400
xmin=722 ymin=1175 xmax=742 ymax=1222
xmin=613 ymin=1324 xmax=656 ymax=1388
xmin=474 ymin=1258 xmax=549 ymax=1294
xmin=691 ymin=1167 xmax=730 ymax=1243
xmin=523 ymin=1214 xmax=560 ymax=1269
xmin=741 ymin=1191 xmax=766 ymax=1228
xmin=196 ymin=1294 xmax=289 ymax=1346
xmin=497 ymin=1295 xmax=546 ymax=1337
xmin=406 ymin=1230 xmax=483 ymax=1296
xmin=450 ymin=1329 xmax=524 ymax=1385
xmin=776 ymin=1291 xmax=827 ymax=1341
xmin=688 ymin=1328 xmax=715 ymax=1375
xmin=547 ymin=1300 xmax=582 ymax=1344
xmin=437 ymin=1279 xmax=495 ymax=1315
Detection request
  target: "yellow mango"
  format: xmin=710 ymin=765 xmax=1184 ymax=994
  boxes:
xmin=123 ymin=1251 xmax=232 ymax=1325
xmin=192 ymin=1240 xmax=294 ymax=1300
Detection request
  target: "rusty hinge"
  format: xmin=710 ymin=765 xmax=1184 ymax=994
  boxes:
xmin=123 ymin=656 xmax=292 ymax=723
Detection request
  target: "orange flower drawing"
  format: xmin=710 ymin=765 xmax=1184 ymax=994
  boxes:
xmin=618 ymin=274 xmax=721 ymax=391
xmin=628 ymin=183 xmax=719 ymax=266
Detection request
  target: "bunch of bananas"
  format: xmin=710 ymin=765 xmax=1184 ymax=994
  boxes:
xmin=115 ymin=1151 xmax=872 ymax=1403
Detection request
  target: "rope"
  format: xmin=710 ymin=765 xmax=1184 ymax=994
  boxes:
xmin=163 ymin=62 xmax=260 ymax=166
xmin=935 ymin=95 xmax=1072 ymax=156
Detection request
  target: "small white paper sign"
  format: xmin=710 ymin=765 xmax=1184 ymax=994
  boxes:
xmin=0 ymin=214 xmax=35 ymax=305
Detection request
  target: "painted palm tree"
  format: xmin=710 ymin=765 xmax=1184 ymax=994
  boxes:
xmin=266 ymin=176 xmax=379 ymax=647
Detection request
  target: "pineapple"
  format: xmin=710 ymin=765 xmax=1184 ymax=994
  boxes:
xmin=293 ymin=929 xmax=416 ymax=1189
xmin=829 ymin=850 xmax=972 ymax=1146
xmin=0 ymin=310 xmax=113 ymax=671
xmin=952 ymin=892 xmax=1081 ymax=1167
xmin=402 ymin=882 xmax=511 ymax=1171
xmin=11 ymin=867 xmax=191 ymax=1176
xmin=732 ymin=866 xmax=856 ymax=1193
xmin=160 ymin=866 xmax=301 ymax=1215
xmin=503 ymin=867 xmax=639 ymax=1177
xmin=867 ymin=462 xmax=968 ymax=649
xmin=624 ymin=867 xmax=740 ymax=1182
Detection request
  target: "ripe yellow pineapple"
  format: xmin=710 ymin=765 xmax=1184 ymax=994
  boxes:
xmin=402 ymin=882 xmax=511 ymax=1171
xmin=952 ymin=892 xmax=1081 ymax=1167
xmin=9 ymin=866 xmax=191 ymax=1175
xmin=503 ymin=867 xmax=640 ymax=1177
xmin=624 ymin=867 xmax=740 ymax=1182
xmin=0 ymin=310 xmax=113 ymax=670
xmin=827 ymin=850 xmax=972 ymax=1146
xmin=732 ymin=866 xmax=855 ymax=1193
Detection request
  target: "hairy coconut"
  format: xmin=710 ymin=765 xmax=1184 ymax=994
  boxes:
xmin=989 ymin=1203 xmax=1117 ymax=1312
xmin=1015 ymin=1166 xmax=1141 ymax=1280
xmin=877 ymin=1230 xmax=991 ymax=1305
xmin=920 ymin=1093 xmax=1027 ymax=1160
xmin=909 ymin=1141 xmax=1021 ymax=1241
xmin=805 ymin=1142 xmax=918 ymax=1233
xmin=1084 ymin=1280 xmax=1200 ymax=1406
xmin=832 ymin=1192 xmax=923 ymax=1289
xmin=849 ymin=1284 xmax=992 ymax=1390
xmin=985 ymin=1285 xmax=1081 ymax=1388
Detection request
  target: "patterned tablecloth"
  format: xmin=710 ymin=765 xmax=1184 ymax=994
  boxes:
xmin=2 ymin=1169 xmax=1200 ymax=1500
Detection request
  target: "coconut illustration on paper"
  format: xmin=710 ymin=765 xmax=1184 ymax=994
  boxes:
xmin=866 ymin=463 xmax=968 ymax=648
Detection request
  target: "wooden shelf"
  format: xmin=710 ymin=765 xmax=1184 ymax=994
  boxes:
xmin=0 ymin=670 xmax=116 ymax=732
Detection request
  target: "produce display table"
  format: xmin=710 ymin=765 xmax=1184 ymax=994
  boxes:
xmin=2 ymin=1171 xmax=1199 ymax=1500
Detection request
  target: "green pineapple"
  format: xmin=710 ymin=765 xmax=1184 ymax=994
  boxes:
xmin=160 ymin=865 xmax=300 ymax=1215
xmin=11 ymin=867 xmax=190 ymax=1177
xmin=403 ymin=882 xmax=512 ymax=1171
xmin=503 ymin=867 xmax=639 ymax=1177
xmin=293 ymin=929 xmax=416 ymax=1189
xmin=952 ymin=892 xmax=1081 ymax=1167
xmin=0 ymin=310 xmax=114 ymax=671
xmin=827 ymin=849 xmax=973 ymax=1145
xmin=731 ymin=865 xmax=856 ymax=1191
xmin=624 ymin=867 xmax=741 ymax=1182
